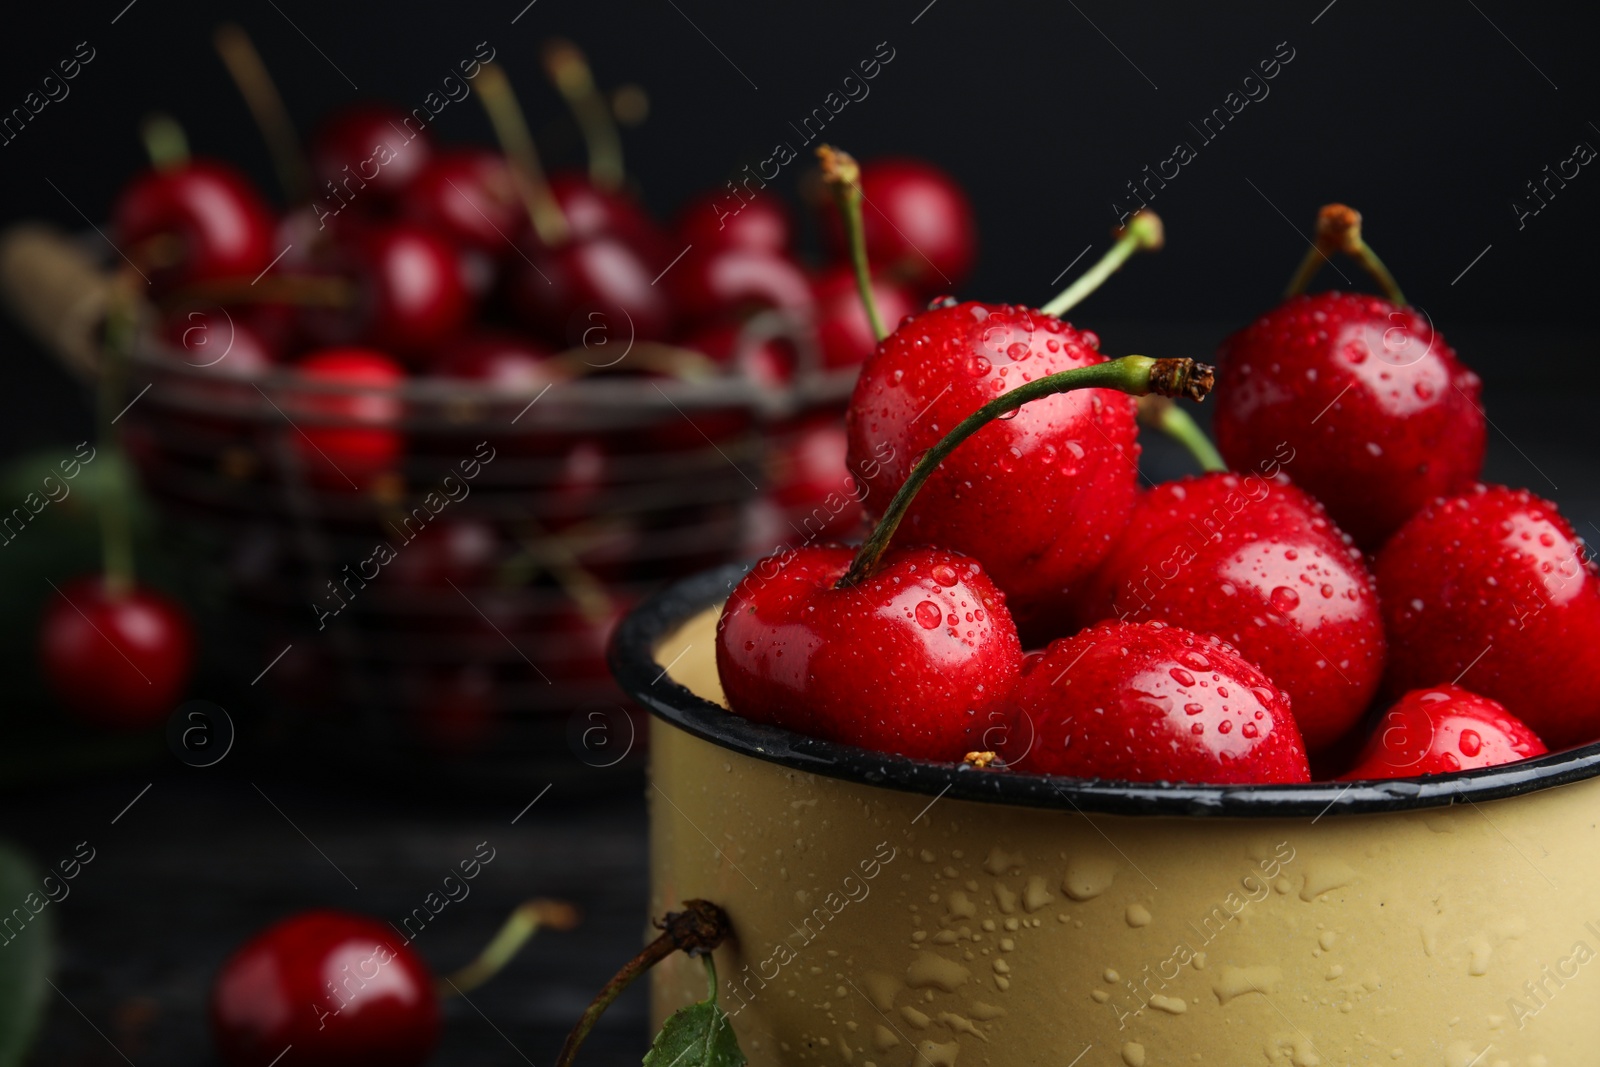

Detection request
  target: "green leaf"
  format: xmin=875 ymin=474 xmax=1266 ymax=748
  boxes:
xmin=643 ymin=999 xmax=745 ymax=1067
xmin=0 ymin=841 xmax=53 ymax=1067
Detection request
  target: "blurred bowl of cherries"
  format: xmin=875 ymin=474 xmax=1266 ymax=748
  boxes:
xmin=0 ymin=30 xmax=977 ymax=782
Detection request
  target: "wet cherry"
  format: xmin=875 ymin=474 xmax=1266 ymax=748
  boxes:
xmin=845 ymin=301 xmax=1138 ymax=639
xmin=1341 ymin=684 xmax=1547 ymax=779
xmin=1376 ymin=484 xmax=1600 ymax=749
xmin=717 ymin=545 xmax=1022 ymax=761
xmin=1074 ymin=472 xmax=1386 ymax=754
xmin=210 ymin=909 xmax=439 ymax=1067
xmin=997 ymin=619 xmax=1310 ymax=784
xmin=39 ymin=576 xmax=195 ymax=728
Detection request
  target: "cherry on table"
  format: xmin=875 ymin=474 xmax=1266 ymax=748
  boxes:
xmin=1340 ymin=684 xmax=1548 ymax=779
xmin=38 ymin=576 xmax=195 ymax=729
xmin=996 ymin=619 xmax=1311 ymax=784
xmin=210 ymin=909 xmax=439 ymax=1067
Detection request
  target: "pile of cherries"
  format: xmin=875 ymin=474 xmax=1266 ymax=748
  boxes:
xmin=717 ymin=202 xmax=1599 ymax=785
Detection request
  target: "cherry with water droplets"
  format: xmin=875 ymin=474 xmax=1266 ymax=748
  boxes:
xmin=1075 ymin=472 xmax=1386 ymax=754
xmin=1341 ymin=684 xmax=1547 ymax=778
xmin=995 ymin=619 xmax=1310 ymax=784
xmin=1376 ymin=484 xmax=1600 ymax=749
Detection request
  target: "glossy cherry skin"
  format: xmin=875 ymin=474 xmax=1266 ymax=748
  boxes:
xmin=1341 ymin=685 xmax=1547 ymax=779
xmin=717 ymin=545 xmax=1022 ymax=760
xmin=1376 ymin=484 xmax=1600 ymax=749
xmin=1213 ymin=292 xmax=1486 ymax=549
xmin=210 ymin=909 xmax=439 ymax=1067
xmin=510 ymin=236 xmax=675 ymax=346
xmin=386 ymin=518 xmax=499 ymax=589
xmin=310 ymin=104 xmax=435 ymax=208
xmin=671 ymin=248 xmax=814 ymax=329
xmin=113 ymin=159 xmax=277 ymax=292
xmin=351 ymin=223 xmax=475 ymax=360
xmin=285 ymin=348 xmax=405 ymax=491
xmin=845 ymin=302 xmax=1137 ymax=639
xmin=683 ymin=322 xmax=796 ymax=389
xmin=402 ymin=149 xmax=523 ymax=256
xmin=996 ymin=620 xmax=1311 ymax=784
xmin=548 ymin=172 xmax=670 ymax=261
xmin=675 ymin=189 xmax=793 ymax=256
xmin=39 ymin=577 xmax=195 ymax=728
xmin=820 ymin=157 xmax=977 ymax=295
xmin=812 ymin=265 xmax=918 ymax=370
xmin=437 ymin=331 xmax=556 ymax=388
xmin=1074 ymin=472 xmax=1385 ymax=754
xmin=164 ymin=308 xmax=276 ymax=375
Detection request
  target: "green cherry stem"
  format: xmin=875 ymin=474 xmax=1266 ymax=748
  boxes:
xmin=543 ymin=39 xmax=625 ymax=193
xmin=1138 ymin=395 xmax=1226 ymax=473
xmin=140 ymin=113 xmax=190 ymax=172
xmin=214 ymin=24 xmax=310 ymax=202
xmin=99 ymin=274 xmax=140 ymax=600
xmin=553 ymin=899 xmax=731 ymax=1067
xmin=1284 ymin=203 xmax=1406 ymax=306
xmin=476 ymin=63 xmax=571 ymax=248
xmin=437 ymin=899 xmax=579 ymax=998
xmin=1040 ymin=209 xmax=1164 ymax=318
xmin=817 ymin=145 xmax=886 ymax=341
xmin=837 ymin=354 xmax=1216 ymax=589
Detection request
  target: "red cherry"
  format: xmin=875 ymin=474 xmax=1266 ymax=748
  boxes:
xmin=386 ymin=519 xmax=499 ymax=589
xmin=164 ymin=308 xmax=277 ymax=375
xmin=437 ymin=331 xmax=556 ymax=388
xmin=845 ymin=302 xmax=1137 ymax=637
xmin=1074 ymin=473 xmax=1386 ymax=754
xmin=210 ymin=910 xmax=439 ymax=1067
xmin=1213 ymin=292 xmax=1486 ymax=548
xmin=1341 ymin=684 xmax=1548 ymax=779
xmin=285 ymin=348 xmax=405 ymax=491
xmin=811 ymin=265 xmax=918 ymax=369
xmin=548 ymin=171 xmax=669 ymax=258
xmin=509 ymin=235 xmax=675 ymax=346
xmin=671 ymin=247 xmax=814 ymax=329
xmin=675 ymin=189 xmax=793 ymax=256
xmin=819 ymin=157 xmax=976 ymax=295
xmin=1376 ymin=484 xmax=1600 ymax=749
xmin=310 ymin=104 xmax=435 ymax=209
xmin=998 ymin=620 xmax=1310 ymax=784
xmin=716 ymin=545 xmax=1021 ymax=760
xmin=348 ymin=223 xmax=475 ymax=360
xmin=764 ymin=413 xmax=863 ymax=541
xmin=402 ymin=149 xmax=523 ymax=256
xmin=113 ymin=159 xmax=277 ymax=292
xmin=39 ymin=577 xmax=194 ymax=728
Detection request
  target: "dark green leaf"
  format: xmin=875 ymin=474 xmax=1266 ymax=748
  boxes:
xmin=643 ymin=999 xmax=746 ymax=1067
xmin=0 ymin=841 xmax=52 ymax=1067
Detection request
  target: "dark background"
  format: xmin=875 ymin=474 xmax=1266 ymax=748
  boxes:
xmin=2 ymin=0 xmax=1597 ymax=1063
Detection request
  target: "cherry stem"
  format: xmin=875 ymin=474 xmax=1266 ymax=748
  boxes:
xmin=437 ymin=899 xmax=579 ymax=998
xmin=140 ymin=113 xmax=190 ymax=173
xmin=553 ymin=899 xmax=730 ymax=1067
xmin=1284 ymin=203 xmax=1406 ymax=305
xmin=1137 ymin=395 xmax=1226 ymax=473
xmin=162 ymin=274 xmax=355 ymax=309
xmin=837 ymin=354 xmax=1215 ymax=589
xmin=817 ymin=145 xmax=886 ymax=341
xmin=1040 ymin=210 xmax=1164 ymax=318
xmin=476 ymin=63 xmax=570 ymax=247
xmin=543 ymin=39 xmax=625 ymax=193
xmin=98 ymin=275 xmax=141 ymax=599
xmin=213 ymin=24 xmax=309 ymax=203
